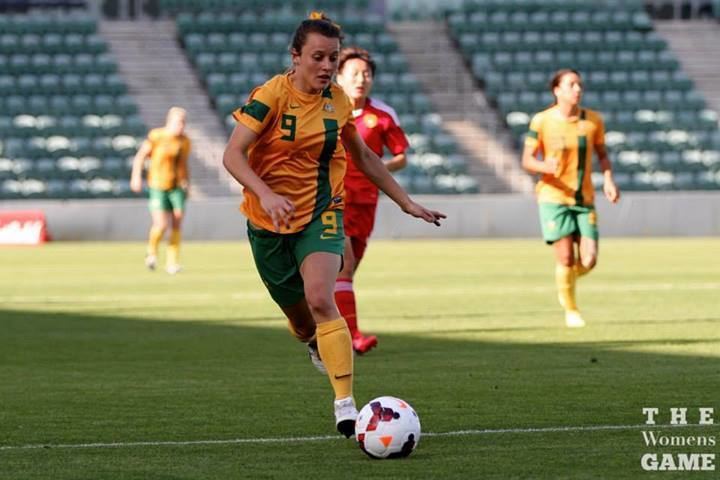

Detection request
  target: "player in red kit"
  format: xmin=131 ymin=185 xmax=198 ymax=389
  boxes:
xmin=335 ymin=46 xmax=409 ymax=354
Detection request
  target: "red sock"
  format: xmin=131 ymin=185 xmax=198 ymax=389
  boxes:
xmin=334 ymin=278 xmax=359 ymax=338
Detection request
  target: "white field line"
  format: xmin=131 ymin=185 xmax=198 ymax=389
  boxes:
xmin=0 ymin=423 xmax=714 ymax=451
xmin=1 ymin=282 xmax=719 ymax=305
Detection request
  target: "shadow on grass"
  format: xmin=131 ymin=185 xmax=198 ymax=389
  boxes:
xmin=1 ymin=308 xmax=718 ymax=479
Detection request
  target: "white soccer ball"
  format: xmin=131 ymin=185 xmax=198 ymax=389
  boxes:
xmin=355 ymin=396 xmax=421 ymax=459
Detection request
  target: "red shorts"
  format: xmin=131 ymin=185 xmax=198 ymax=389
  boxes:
xmin=343 ymin=201 xmax=378 ymax=262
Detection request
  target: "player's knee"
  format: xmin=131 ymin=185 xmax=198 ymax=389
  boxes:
xmin=582 ymin=255 xmax=597 ymax=270
xmin=304 ymin=289 xmax=336 ymax=318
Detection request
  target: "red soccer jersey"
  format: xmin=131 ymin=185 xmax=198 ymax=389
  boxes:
xmin=344 ymin=98 xmax=409 ymax=205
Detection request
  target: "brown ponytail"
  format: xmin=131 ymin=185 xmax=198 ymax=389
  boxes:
xmin=290 ymin=11 xmax=343 ymax=56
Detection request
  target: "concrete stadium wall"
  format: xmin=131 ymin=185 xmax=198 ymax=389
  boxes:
xmin=1 ymin=192 xmax=720 ymax=241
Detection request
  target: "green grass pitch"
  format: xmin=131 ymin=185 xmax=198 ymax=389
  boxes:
xmin=1 ymin=238 xmax=718 ymax=479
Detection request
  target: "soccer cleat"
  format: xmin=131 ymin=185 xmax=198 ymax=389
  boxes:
xmin=565 ymin=310 xmax=586 ymax=328
xmin=307 ymin=340 xmax=326 ymax=374
xmin=352 ymin=334 xmax=378 ymax=355
xmin=145 ymin=254 xmax=157 ymax=271
xmin=166 ymin=264 xmax=182 ymax=275
xmin=334 ymin=396 xmax=358 ymax=438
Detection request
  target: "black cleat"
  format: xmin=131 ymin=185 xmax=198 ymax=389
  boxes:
xmin=337 ymin=419 xmax=356 ymax=438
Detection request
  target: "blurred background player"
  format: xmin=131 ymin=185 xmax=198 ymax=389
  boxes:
xmin=334 ymin=46 xmax=409 ymax=354
xmin=130 ymin=107 xmax=191 ymax=275
xmin=222 ymin=12 xmax=444 ymax=437
xmin=522 ymin=69 xmax=620 ymax=328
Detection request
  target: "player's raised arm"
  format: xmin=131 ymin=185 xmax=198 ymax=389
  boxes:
xmin=341 ymin=124 xmax=445 ymax=226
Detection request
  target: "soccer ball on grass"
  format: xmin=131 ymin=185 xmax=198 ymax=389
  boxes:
xmin=355 ymin=396 xmax=421 ymax=459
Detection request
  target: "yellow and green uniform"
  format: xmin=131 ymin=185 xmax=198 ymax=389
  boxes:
xmin=233 ymin=73 xmax=354 ymax=306
xmin=525 ymin=106 xmax=605 ymax=243
xmin=145 ymin=127 xmax=191 ymax=212
xmin=233 ymin=73 xmax=353 ymax=233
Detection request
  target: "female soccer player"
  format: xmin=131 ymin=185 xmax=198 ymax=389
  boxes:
xmin=130 ymin=107 xmax=191 ymax=275
xmin=222 ymin=12 xmax=444 ymax=437
xmin=522 ymin=69 xmax=620 ymax=328
xmin=334 ymin=46 xmax=409 ymax=354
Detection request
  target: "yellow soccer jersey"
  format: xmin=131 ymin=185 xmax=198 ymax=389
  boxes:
xmin=146 ymin=127 xmax=191 ymax=191
xmin=525 ymin=106 xmax=605 ymax=206
xmin=232 ymin=73 xmax=354 ymax=233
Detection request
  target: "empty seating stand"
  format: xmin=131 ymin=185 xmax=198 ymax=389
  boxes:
xmin=164 ymin=3 xmax=479 ymax=194
xmin=447 ymin=0 xmax=720 ymax=191
xmin=0 ymin=10 xmax=145 ymax=200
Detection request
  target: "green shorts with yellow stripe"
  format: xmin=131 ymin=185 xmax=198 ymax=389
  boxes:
xmin=148 ymin=187 xmax=186 ymax=212
xmin=247 ymin=210 xmax=345 ymax=307
xmin=538 ymin=203 xmax=599 ymax=244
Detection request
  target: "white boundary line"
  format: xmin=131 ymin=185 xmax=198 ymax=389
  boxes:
xmin=1 ymin=423 xmax=713 ymax=451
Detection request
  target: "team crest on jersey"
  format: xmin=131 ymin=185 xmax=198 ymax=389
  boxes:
xmin=363 ymin=113 xmax=378 ymax=129
xmin=323 ymin=103 xmax=335 ymax=113
xmin=547 ymin=220 xmax=557 ymax=231
xmin=588 ymin=211 xmax=597 ymax=225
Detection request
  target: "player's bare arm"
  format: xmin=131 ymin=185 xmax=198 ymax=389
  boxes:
xmin=341 ymin=125 xmax=445 ymax=226
xmin=223 ymin=123 xmax=295 ymax=231
xmin=521 ymin=142 xmax=556 ymax=176
xmin=596 ymin=143 xmax=620 ymax=203
xmin=129 ymin=140 xmax=153 ymax=192
xmin=384 ymin=152 xmax=407 ymax=172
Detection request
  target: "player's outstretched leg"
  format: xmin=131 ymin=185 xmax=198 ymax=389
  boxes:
xmin=302 ymin=252 xmax=357 ymax=437
xmin=146 ymin=211 xmax=168 ymax=271
xmin=575 ymin=237 xmax=597 ymax=279
xmin=554 ymin=237 xmax=584 ymax=328
xmin=282 ymin=301 xmax=325 ymax=374
xmin=335 ymin=277 xmax=378 ymax=354
xmin=335 ymin=237 xmax=377 ymax=354
xmin=166 ymin=209 xmax=184 ymax=274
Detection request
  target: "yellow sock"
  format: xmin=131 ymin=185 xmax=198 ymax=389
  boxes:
xmin=147 ymin=226 xmax=164 ymax=256
xmin=316 ymin=318 xmax=353 ymax=400
xmin=574 ymin=263 xmax=591 ymax=278
xmin=167 ymin=228 xmax=181 ymax=266
xmin=555 ymin=264 xmax=578 ymax=311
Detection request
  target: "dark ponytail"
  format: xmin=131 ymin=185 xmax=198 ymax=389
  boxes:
xmin=290 ymin=11 xmax=343 ymax=56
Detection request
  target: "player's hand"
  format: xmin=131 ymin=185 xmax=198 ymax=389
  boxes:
xmin=260 ymin=192 xmax=295 ymax=232
xmin=604 ymin=177 xmax=620 ymax=204
xmin=402 ymin=201 xmax=446 ymax=226
xmin=180 ymin=182 xmax=190 ymax=199
xmin=544 ymin=156 xmax=559 ymax=175
xmin=130 ymin=176 xmax=142 ymax=193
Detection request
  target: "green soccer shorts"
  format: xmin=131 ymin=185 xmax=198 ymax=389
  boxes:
xmin=148 ymin=187 xmax=186 ymax=212
xmin=247 ymin=210 xmax=345 ymax=307
xmin=538 ymin=202 xmax=599 ymax=245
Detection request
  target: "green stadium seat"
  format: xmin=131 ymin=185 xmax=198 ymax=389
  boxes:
xmin=685 ymin=91 xmax=706 ymax=110
xmin=94 ymin=54 xmax=117 ymax=74
xmin=656 ymin=50 xmax=679 ymax=70
xmin=85 ymin=35 xmax=107 ymax=54
xmin=555 ymin=50 xmax=575 ymax=68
